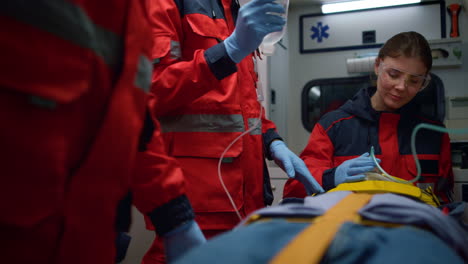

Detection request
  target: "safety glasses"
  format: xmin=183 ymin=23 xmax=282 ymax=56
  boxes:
xmin=379 ymin=62 xmax=431 ymax=91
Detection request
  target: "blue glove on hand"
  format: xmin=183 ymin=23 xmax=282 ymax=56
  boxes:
xmin=225 ymin=0 xmax=286 ymax=63
xmin=163 ymin=221 xmax=206 ymax=263
xmin=334 ymin=152 xmax=380 ymax=186
xmin=270 ymin=140 xmax=325 ymax=195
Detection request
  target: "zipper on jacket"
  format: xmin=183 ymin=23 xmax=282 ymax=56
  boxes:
xmin=231 ymin=0 xmax=240 ymax=25
xmin=209 ymin=0 xmax=216 ymax=18
xmin=367 ymin=125 xmax=371 ymax=147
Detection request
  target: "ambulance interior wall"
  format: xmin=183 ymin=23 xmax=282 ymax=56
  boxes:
xmin=269 ymin=2 xmax=468 ymax=156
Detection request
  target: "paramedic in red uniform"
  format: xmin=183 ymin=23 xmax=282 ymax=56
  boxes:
xmin=143 ymin=0 xmax=324 ymax=263
xmin=284 ymin=31 xmax=454 ymax=203
xmin=0 ymin=1 xmax=204 ymax=264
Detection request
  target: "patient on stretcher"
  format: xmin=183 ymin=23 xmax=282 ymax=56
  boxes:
xmin=173 ymin=176 xmax=468 ymax=264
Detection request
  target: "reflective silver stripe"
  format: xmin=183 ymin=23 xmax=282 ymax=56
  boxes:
xmin=159 ymin=114 xmax=245 ymax=133
xmin=134 ymin=55 xmax=152 ymax=92
xmin=2 ymin=0 xmax=122 ymax=69
xmin=248 ymin=118 xmax=262 ymax=135
xmin=29 ymin=96 xmax=56 ymax=110
xmin=170 ymin=40 xmax=181 ymax=60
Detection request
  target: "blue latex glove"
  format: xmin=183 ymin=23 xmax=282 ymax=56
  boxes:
xmin=270 ymin=140 xmax=325 ymax=195
xmin=225 ymin=0 xmax=286 ymax=63
xmin=163 ymin=220 xmax=206 ymax=263
xmin=334 ymin=152 xmax=380 ymax=186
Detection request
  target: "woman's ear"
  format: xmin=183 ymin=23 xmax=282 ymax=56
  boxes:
xmin=374 ymin=58 xmax=380 ymax=76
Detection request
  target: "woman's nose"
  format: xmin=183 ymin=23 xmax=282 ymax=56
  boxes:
xmin=394 ymin=76 xmax=407 ymax=90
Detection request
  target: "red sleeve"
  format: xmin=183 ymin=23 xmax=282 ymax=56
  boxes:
xmin=283 ymin=123 xmax=334 ymax=198
xmin=131 ymin=100 xmax=186 ymax=214
xmin=146 ymin=0 xmax=222 ymax=116
xmin=439 ymin=132 xmax=454 ymax=189
xmin=261 ymin=106 xmax=277 ymax=133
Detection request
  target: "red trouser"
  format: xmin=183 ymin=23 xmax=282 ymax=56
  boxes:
xmin=1 ymin=214 xmax=61 ymax=263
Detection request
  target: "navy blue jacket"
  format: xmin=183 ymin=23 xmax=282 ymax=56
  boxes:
xmin=284 ymin=87 xmax=453 ymax=202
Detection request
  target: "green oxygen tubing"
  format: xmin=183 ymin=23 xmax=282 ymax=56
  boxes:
xmin=370 ymin=123 xmax=468 ymax=183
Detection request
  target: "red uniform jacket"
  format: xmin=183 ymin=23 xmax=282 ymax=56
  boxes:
xmin=0 ymin=1 xmax=190 ymax=263
xmin=147 ymin=0 xmax=281 ymax=230
xmin=284 ymin=87 xmax=453 ymax=203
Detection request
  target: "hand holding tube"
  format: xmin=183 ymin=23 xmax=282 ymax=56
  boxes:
xmin=270 ymin=140 xmax=325 ymax=195
xmin=334 ymin=152 xmax=380 ymax=186
xmin=224 ymin=0 xmax=285 ymax=63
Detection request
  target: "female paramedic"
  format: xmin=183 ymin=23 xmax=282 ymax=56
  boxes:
xmin=144 ymin=0 xmax=324 ymax=263
xmin=283 ymin=31 xmax=454 ymax=203
xmin=0 ymin=1 xmax=203 ymax=264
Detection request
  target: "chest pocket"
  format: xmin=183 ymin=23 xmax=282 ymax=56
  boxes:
xmin=1 ymin=30 xmax=93 ymax=107
xmin=160 ymin=108 xmax=247 ymax=213
xmin=184 ymin=13 xmax=229 ymax=50
xmin=403 ymin=155 xmax=440 ymax=177
xmin=402 ymin=154 xmax=445 ymax=194
xmin=161 ymin=106 xmax=245 ymax=159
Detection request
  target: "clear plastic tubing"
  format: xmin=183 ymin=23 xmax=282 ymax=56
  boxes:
xmin=370 ymin=124 xmax=468 ymax=183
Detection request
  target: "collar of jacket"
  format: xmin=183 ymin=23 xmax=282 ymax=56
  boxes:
xmin=341 ymin=86 xmax=420 ymax=123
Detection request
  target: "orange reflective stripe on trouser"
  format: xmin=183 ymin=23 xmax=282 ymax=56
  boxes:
xmin=270 ymin=193 xmax=373 ymax=264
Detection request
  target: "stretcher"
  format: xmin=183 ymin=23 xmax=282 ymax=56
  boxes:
xmin=174 ymin=178 xmax=468 ymax=264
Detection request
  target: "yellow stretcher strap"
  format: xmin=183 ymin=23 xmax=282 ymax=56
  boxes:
xmin=270 ymin=193 xmax=373 ymax=264
xmin=328 ymin=180 xmax=439 ymax=207
xmin=329 ymin=180 xmax=421 ymax=196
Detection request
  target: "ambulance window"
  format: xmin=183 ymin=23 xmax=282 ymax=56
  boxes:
xmin=301 ymin=76 xmax=372 ymax=132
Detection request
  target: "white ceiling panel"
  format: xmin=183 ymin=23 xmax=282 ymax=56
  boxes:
xmin=290 ymin=0 xmax=337 ymax=6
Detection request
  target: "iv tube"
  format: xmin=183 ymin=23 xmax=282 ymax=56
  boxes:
xmin=370 ymin=146 xmax=402 ymax=183
xmin=370 ymin=123 xmax=468 ymax=183
xmin=217 ymin=103 xmax=263 ymax=221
